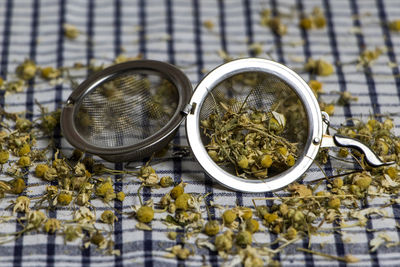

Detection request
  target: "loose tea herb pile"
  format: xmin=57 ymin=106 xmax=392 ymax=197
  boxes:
xmin=199 ymin=71 xmax=308 ymax=180
xmin=201 ymin=103 xmax=298 ymax=179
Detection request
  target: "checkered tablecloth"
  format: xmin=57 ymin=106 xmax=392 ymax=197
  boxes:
xmin=1 ymin=0 xmax=400 ymax=266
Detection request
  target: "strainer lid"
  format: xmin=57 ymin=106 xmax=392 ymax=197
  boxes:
xmin=61 ymin=60 xmax=192 ymax=158
xmin=186 ymin=58 xmax=324 ymax=192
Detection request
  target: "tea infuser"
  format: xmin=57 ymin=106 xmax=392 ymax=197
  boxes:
xmin=61 ymin=58 xmax=393 ymax=193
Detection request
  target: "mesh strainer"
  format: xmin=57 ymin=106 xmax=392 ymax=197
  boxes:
xmin=61 ymin=58 xmax=392 ymax=193
xmin=61 ymin=60 xmax=191 ymax=162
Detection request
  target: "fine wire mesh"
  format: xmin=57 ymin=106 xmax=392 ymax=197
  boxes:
xmin=199 ymin=71 xmax=309 ymax=177
xmin=74 ymin=70 xmax=179 ymax=149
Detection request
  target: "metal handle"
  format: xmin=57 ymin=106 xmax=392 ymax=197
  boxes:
xmin=333 ymin=134 xmax=394 ymax=167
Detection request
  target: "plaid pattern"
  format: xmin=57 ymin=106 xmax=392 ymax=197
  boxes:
xmin=1 ymin=0 xmax=400 ymax=266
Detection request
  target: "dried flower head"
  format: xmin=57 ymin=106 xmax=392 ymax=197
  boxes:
xmin=16 ymin=59 xmax=37 ymax=80
xmin=136 ymin=206 xmax=154 ymax=223
xmin=235 ymin=230 xmax=252 ymax=247
xmin=0 ymin=150 xmax=9 ymax=164
xmin=101 ymin=210 xmax=117 ymax=224
xmin=13 ymin=196 xmax=30 ymax=214
xmin=63 ymin=23 xmax=80 ymax=39
xmin=204 ymin=220 xmax=220 ymax=236
xmin=40 ymin=66 xmax=61 ymax=80
xmin=43 ymin=218 xmax=61 ymax=234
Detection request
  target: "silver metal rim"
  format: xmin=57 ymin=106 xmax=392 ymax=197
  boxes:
xmin=61 ymin=60 xmax=192 ymax=159
xmin=186 ymin=58 xmax=323 ymax=192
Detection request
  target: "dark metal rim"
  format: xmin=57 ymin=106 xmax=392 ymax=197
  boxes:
xmin=61 ymin=60 xmax=192 ymax=156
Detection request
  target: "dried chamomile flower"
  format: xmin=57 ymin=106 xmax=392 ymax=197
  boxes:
xmin=13 ymin=196 xmax=30 ymax=214
xmin=9 ymin=178 xmax=26 ymax=194
xmin=332 ymin=177 xmax=344 ymax=188
xmin=63 ymin=23 xmax=80 ymax=39
xmin=293 ymin=210 xmax=305 ymax=223
xmin=285 ymin=226 xmax=297 ymax=240
xmin=288 ymin=183 xmax=312 ymax=197
xmin=18 ymin=143 xmax=31 ymax=156
xmin=255 ymin=205 xmax=269 ymax=219
xmin=239 ymin=207 xmax=253 ymax=220
xmin=4 ymin=80 xmax=25 ymax=93
xmin=167 ymin=231 xmax=177 ymax=240
xmin=260 ymin=154 xmax=273 ymax=168
xmin=43 ymin=113 xmax=60 ymax=133
xmin=267 ymin=17 xmax=287 ymax=36
xmin=160 ymin=176 xmax=173 ymax=188
xmin=389 ymin=20 xmax=400 ymax=32
xmin=351 ymin=172 xmax=372 ymax=190
xmin=141 ymin=172 xmax=159 ymax=186
xmin=312 ymin=7 xmax=326 ymax=28
xmin=170 ymin=245 xmax=191 ymax=260
xmin=101 ymin=210 xmax=117 ymax=224
xmin=222 ymin=209 xmax=237 ymax=224
xmin=383 ymin=118 xmax=394 ymax=130
xmin=136 ymin=206 xmax=154 ymax=223
xmin=15 ymin=118 xmax=32 ymax=132
xmin=175 ymin=193 xmax=191 ymax=211
xmin=328 ymin=197 xmax=341 ymax=209
xmin=64 ymin=225 xmax=83 ymax=242
xmin=170 ymin=183 xmax=185 ymax=200
xmin=337 ymin=91 xmax=358 ymax=106
xmin=139 ymin=165 xmax=156 ymax=178
xmin=358 ymin=47 xmax=383 ymax=67
xmin=386 ymin=166 xmax=398 ymax=179
xmin=43 ymin=218 xmax=61 ymax=234
xmin=299 ymin=17 xmax=313 ymax=30
xmin=245 ymin=219 xmax=259 ymax=233
xmin=215 ymin=230 xmax=234 ymax=252
xmin=308 ymin=80 xmax=323 ymax=96
xmin=57 ymin=191 xmax=73 ymax=206
xmin=204 ymin=220 xmax=220 ymax=236
xmin=74 ymin=207 xmax=95 ymax=224
xmin=16 ymin=59 xmax=37 ymax=81
xmin=95 ymin=178 xmax=116 ymax=202
xmin=26 ymin=210 xmax=47 ymax=229
xmin=203 ymin=20 xmax=214 ymax=30
xmin=43 ymin=167 xmax=57 ymax=181
xmin=116 ymin=191 xmax=125 ymax=202
xmin=305 ymin=58 xmax=334 ymax=76
xmin=17 ymin=156 xmax=31 ymax=167
xmin=76 ymin=193 xmax=89 ymax=206
xmin=263 ymin=212 xmax=279 ymax=224
xmin=338 ymin=147 xmax=349 ymax=158
xmin=299 ymin=7 xmax=326 ymax=30
xmin=320 ymin=102 xmax=335 ymax=116
xmin=40 ymin=66 xmax=61 ymax=80
xmin=73 ymin=162 xmax=86 ymax=177
xmin=239 ymin=246 xmax=264 ymax=267
xmin=260 ymin=9 xmax=271 ymax=26
xmin=0 ymin=150 xmax=10 ymax=164
xmin=90 ymin=231 xmax=105 ymax=247
xmin=235 ymin=230 xmax=252 ymax=247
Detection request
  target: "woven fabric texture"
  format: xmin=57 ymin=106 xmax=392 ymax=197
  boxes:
xmin=1 ymin=0 xmax=400 ymax=266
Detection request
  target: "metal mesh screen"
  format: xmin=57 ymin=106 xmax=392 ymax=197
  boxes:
xmin=199 ymin=71 xmax=309 ymax=178
xmin=74 ymin=71 xmax=179 ymax=149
